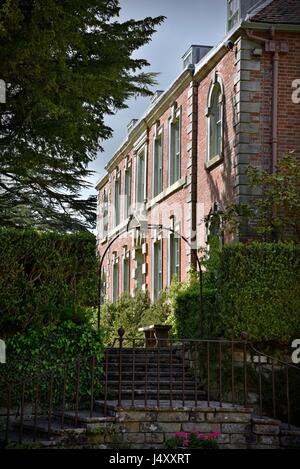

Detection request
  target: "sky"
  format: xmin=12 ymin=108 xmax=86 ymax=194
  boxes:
xmin=86 ymin=0 xmax=228 ymax=196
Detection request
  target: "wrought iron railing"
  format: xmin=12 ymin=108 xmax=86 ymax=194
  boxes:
xmin=0 ymin=355 xmax=101 ymax=445
xmin=0 ymin=334 xmax=299 ymax=445
xmin=104 ymin=333 xmax=300 ymax=428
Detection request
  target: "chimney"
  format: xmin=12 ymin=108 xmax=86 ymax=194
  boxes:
xmin=151 ymin=90 xmax=164 ymax=105
xmin=127 ymin=118 xmax=138 ymax=134
xmin=182 ymin=45 xmax=213 ymax=70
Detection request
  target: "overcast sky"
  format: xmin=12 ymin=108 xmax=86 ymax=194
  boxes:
xmin=86 ymin=0 xmax=227 ymax=196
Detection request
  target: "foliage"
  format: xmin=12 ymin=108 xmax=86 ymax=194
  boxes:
xmin=0 ymin=228 xmax=97 ymax=336
xmin=0 ymin=0 xmax=164 ymax=230
xmin=1 ymin=321 xmax=104 ymax=407
xmin=216 ymin=242 xmax=300 ymax=343
xmin=166 ymin=273 xmax=202 ymax=339
xmin=224 ymin=152 xmax=300 ymax=242
xmin=4 ymin=321 xmax=103 ymax=374
xmin=165 ymin=432 xmax=219 ymax=449
xmin=166 ymin=267 xmax=221 ymax=340
xmin=102 ymin=241 xmax=300 ymax=345
xmin=102 ymin=290 xmax=151 ymax=343
xmin=101 ymin=289 xmax=173 ymax=344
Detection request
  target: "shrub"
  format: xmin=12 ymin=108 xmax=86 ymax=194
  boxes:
xmin=166 ymin=273 xmax=220 ymax=339
xmin=101 ymin=290 xmax=151 ymax=344
xmin=0 ymin=228 xmax=98 ymax=336
xmin=217 ymin=242 xmax=300 ymax=343
xmin=102 ymin=288 xmax=173 ymax=345
xmin=1 ymin=322 xmax=104 ymax=407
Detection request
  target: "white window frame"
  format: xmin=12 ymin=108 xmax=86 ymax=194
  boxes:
xmin=113 ymin=174 xmax=121 ymax=227
xmin=152 ymin=236 xmax=162 ymax=301
xmin=124 ymin=164 xmax=132 ymax=219
xmin=227 ymin=0 xmax=240 ymax=31
xmin=206 ymin=74 xmax=225 ymax=163
xmin=112 ymin=253 xmax=119 ymax=302
xmin=122 ymin=246 xmax=130 ymax=293
xmin=135 ymin=145 xmax=147 ymax=206
xmin=168 ymin=218 xmax=181 ymax=285
xmin=152 ymin=125 xmax=163 ymax=198
xmin=168 ymin=107 xmax=181 ymax=186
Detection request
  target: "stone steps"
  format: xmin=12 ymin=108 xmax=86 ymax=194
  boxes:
xmin=104 ymin=389 xmax=205 ymax=400
xmin=107 ymin=370 xmax=189 ymax=382
xmin=11 ymin=417 xmax=86 ymax=438
xmin=103 ymin=346 xmax=200 ymax=405
xmin=108 ymin=376 xmax=195 ymax=389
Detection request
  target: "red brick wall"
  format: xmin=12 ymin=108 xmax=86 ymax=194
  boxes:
xmin=97 ymin=30 xmax=300 ymax=302
xmin=196 ymin=48 xmax=236 ymax=246
xmin=98 ymin=85 xmax=192 ymax=301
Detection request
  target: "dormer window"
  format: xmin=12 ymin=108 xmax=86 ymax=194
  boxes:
xmin=227 ymin=0 xmax=239 ymax=31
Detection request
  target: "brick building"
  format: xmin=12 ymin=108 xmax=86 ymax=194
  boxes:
xmin=96 ymin=0 xmax=300 ymax=303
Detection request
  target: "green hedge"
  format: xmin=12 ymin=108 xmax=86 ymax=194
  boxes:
xmin=0 ymin=228 xmax=98 ymax=336
xmin=217 ymin=242 xmax=300 ymax=343
xmin=1 ymin=322 xmax=104 ymax=408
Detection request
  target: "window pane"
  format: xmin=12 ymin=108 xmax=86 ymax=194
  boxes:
xmin=125 ymin=169 xmax=131 ymax=218
xmin=113 ymin=263 xmax=119 ymax=302
xmin=123 ymin=256 xmax=130 ymax=293
xmin=137 ymin=152 xmax=145 ymax=203
xmin=154 ymin=241 xmax=162 ymax=299
xmin=209 ymin=84 xmax=222 ymax=160
xmin=170 ymin=234 xmax=180 ymax=282
xmin=154 ymin=135 xmax=162 ymax=197
xmin=135 ymin=249 xmax=144 ymax=290
xmin=114 ymin=179 xmax=120 ymax=226
xmin=170 ymin=118 xmax=180 ymax=184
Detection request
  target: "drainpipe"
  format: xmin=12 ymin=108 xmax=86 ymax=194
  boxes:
xmin=271 ymin=28 xmax=279 ymax=173
xmin=245 ymin=28 xmax=279 ymax=173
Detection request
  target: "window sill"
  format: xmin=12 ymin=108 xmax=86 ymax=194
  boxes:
xmin=146 ymin=177 xmax=186 ymax=210
xmin=108 ymin=217 xmax=130 ymax=239
xmin=205 ymin=154 xmax=223 ymax=170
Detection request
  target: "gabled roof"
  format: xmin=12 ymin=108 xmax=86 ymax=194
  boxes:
xmin=249 ymin=0 xmax=300 ymax=24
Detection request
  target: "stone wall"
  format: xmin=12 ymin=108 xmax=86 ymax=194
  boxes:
xmin=86 ymin=404 xmax=300 ymax=450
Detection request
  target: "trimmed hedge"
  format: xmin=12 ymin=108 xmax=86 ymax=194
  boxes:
xmin=1 ymin=322 xmax=104 ymax=409
xmin=0 ymin=228 xmax=98 ymax=336
xmin=217 ymin=242 xmax=300 ymax=343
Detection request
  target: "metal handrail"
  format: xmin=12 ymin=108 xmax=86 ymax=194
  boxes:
xmin=1 ymin=335 xmax=299 ymax=446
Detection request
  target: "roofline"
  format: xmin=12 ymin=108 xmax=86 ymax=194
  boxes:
xmin=193 ymin=18 xmax=300 ymax=79
xmin=245 ymin=0 xmax=300 ymax=27
xmin=245 ymin=0 xmax=274 ymax=21
xmin=97 ymin=2 xmax=300 ymax=184
xmin=95 ymin=173 xmax=109 ymax=190
xmin=193 ymin=19 xmax=244 ymax=79
xmin=105 ymin=67 xmax=193 ymax=173
xmin=243 ymin=21 xmax=300 ymax=30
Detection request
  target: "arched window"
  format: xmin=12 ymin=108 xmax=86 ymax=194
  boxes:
xmin=206 ymin=75 xmax=224 ymax=164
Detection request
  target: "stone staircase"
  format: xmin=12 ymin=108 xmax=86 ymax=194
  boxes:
xmin=103 ymin=346 xmax=204 ymax=402
xmin=2 ymin=346 xmax=300 ymax=449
